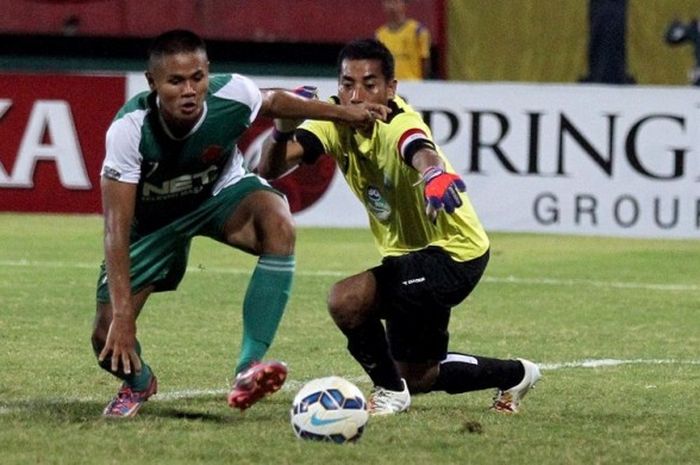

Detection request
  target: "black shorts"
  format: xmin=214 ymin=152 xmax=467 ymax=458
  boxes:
xmin=370 ymin=247 xmax=489 ymax=363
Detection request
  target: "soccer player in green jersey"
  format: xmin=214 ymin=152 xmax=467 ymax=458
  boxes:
xmin=258 ymin=39 xmax=540 ymax=415
xmin=92 ymin=30 xmax=389 ymax=417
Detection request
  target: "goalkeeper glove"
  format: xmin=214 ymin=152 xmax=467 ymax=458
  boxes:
xmin=273 ymin=85 xmax=319 ymax=141
xmin=421 ymin=166 xmax=466 ymax=221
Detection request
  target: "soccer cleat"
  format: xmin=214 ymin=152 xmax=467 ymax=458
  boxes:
xmin=491 ymin=358 xmax=541 ymax=414
xmin=102 ymin=375 xmax=158 ymax=418
xmin=368 ymin=378 xmax=411 ymax=415
xmin=227 ymin=360 xmax=288 ymax=411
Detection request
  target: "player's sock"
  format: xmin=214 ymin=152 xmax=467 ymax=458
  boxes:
xmin=343 ymin=319 xmax=404 ymax=391
xmin=235 ymin=254 xmax=295 ymax=374
xmin=431 ymin=352 xmax=525 ymax=393
xmin=125 ymin=363 xmax=154 ymax=391
xmin=95 ymin=339 xmax=154 ymax=390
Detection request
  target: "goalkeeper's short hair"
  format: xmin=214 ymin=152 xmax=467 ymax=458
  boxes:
xmin=337 ymin=38 xmax=395 ymax=81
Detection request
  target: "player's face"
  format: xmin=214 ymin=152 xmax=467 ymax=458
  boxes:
xmin=338 ymin=59 xmax=397 ymax=107
xmin=146 ymin=50 xmax=209 ymax=133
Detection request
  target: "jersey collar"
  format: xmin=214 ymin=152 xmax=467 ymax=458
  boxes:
xmin=155 ymin=96 xmax=208 ymax=141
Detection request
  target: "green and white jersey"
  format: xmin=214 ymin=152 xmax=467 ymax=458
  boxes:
xmin=297 ymin=96 xmax=489 ymax=261
xmin=101 ymin=74 xmax=261 ymax=234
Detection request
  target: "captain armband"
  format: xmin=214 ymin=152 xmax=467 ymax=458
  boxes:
xmin=402 ymin=138 xmax=436 ymax=166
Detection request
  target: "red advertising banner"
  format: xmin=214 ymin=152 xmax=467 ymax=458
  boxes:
xmin=0 ymin=73 xmax=124 ymax=213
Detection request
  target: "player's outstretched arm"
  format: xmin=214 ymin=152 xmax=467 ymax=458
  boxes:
xmin=259 ymin=88 xmax=390 ymax=129
xmin=256 ymin=86 xmax=388 ymax=180
xmin=99 ymin=177 xmax=142 ymax=375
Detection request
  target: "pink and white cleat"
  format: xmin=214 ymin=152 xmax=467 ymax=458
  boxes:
xmin=227 ymin=360 xmax=288 ymax=411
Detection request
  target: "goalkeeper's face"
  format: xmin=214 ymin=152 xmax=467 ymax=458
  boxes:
xmin=338 ymin=59 xmax=397 ymax=107
xmin=146 ymin=50 xmax=210 ymax=131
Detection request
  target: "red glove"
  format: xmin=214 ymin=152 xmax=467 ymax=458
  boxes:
xmin=422 ymin=166 xmax=466 ymax=220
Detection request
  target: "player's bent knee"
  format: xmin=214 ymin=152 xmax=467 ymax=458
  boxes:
xmin=260 ymin=213 xmax=296 ymax=255
xmin=328 ymin=274 xmax=378 ymax=329
xmin=273 ymin=213 xmax=296 ymax=245
xmin=327 ymin=295 xmax=344 ymax=324
xmin=327 ymin=286 xmax=369 ymax=330
xmin=327 ymin=286 xmax=353 ymax=328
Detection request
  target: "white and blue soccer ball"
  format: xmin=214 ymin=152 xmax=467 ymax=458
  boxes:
xmin=290 ymin=376 xmax=369 ymax=444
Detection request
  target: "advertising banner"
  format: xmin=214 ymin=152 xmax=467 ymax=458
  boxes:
xmin=2 ymin=72 xmax=698 ymax=239
xmin=0 ymin=73 xmax=124 ymax=213
xmin=396 ymin=81 xmax=700 ymax=239
xmin=237 ymin=78 xmax=700 ymax=239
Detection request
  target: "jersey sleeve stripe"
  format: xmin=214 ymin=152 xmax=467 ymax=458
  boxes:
xmin=398 ymin=128 xmax=429 ymax=160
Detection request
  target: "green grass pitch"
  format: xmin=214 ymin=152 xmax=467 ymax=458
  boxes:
xmin=1 ymin=213 xmax=698 ymax=464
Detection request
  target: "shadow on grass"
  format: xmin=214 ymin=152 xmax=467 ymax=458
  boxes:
xmin=1 ymin=395 xmax=290 ymax=424
xmin=143 ymin=407 xmax=238 ymax=423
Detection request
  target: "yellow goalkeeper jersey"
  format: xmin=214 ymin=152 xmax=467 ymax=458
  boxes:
xmin=376 ymin=19 xmax=431 ymax=80
xmin=298 ymin=96 xmax=489 ymax=261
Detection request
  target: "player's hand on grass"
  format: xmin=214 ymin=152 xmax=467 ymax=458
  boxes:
xmin=99 ymin=315 xmax=142 ymax=375
xmin=422 ymin=166 xmax=466 ymax=222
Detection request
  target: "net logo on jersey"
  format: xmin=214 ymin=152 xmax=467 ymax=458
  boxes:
xmin=142 ymin=165 xmax=218 ymax=200
xmin=365 ymin=185 xmax=391 ymax=222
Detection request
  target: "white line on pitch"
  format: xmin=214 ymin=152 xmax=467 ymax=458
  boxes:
xmin=1 ymin=259 xmax=698 ymax=292
xmin=539 ymin=358 xmax=700 ymax=370
xmin=1 ymin=358 xmax=699 ymax=415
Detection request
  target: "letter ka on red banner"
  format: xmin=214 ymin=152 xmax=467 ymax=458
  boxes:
xmin=0 ymin=73 xmax=124 ymax=213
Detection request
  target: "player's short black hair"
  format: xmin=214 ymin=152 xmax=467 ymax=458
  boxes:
xmin=147 ymin=29 xmax=207 ymax=64
xmin=337 ymin=38 xmax=395 ymax=81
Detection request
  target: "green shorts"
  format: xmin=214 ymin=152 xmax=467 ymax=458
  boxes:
xmin=96 ymin=176 xmax=281 ymax=303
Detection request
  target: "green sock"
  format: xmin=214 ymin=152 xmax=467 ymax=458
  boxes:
xmin=124 ymin=340 xmax=153 ymax=391
xmin=126 ymin=363 xmax=153 ymax=391
xmin=97 ymin=339 xmax=153 ymax=391
xmin=236 ymin=254 xmax=295 ymax=374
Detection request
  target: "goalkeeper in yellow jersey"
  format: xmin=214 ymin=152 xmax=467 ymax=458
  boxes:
xmin=258 ymin=39 xmax=540 ymax=415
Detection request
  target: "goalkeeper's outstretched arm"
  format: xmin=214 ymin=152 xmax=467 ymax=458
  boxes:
xmin=255 ymin=87 xmax=389 ymax=179
xmin=258 ymin=88 xmax=389 ymax=129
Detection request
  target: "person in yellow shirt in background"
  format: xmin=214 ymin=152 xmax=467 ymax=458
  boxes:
xmin=376 ymin=0 xmax=432 ymax=80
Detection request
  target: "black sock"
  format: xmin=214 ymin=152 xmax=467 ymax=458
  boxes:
xmin=342 ymin=319 xmax=404 ymax=391
xmin=431 ymin=352 xmax=524 ymax=393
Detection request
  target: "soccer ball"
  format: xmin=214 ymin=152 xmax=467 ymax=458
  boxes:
xmin=290 ymin=376 xmax=369 ymax=444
